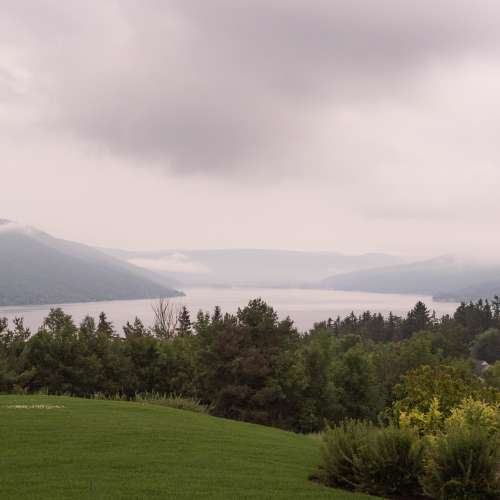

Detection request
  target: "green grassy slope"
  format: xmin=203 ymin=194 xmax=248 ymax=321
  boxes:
xmin=0 ymin=395 xmax=376 ymax=500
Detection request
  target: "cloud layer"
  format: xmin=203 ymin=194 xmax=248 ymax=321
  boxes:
xmin=3 ymin=1 xmax=500 ymax=256
xmin=3 ymin=0 xmax=500 ymax=178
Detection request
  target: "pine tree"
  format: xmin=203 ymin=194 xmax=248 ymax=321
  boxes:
xmin=212 ymin=305 xmax=222 ymax=323
xmin=123 ymin=317 xmax=148 ymax=338
xmin=97 ymin=312 xmax=114 ymax=338
xmin=402 ymin=301 xmax=431 ymax=338
xmin=493 ymin=295 xmax=500 ymax=325
xmin=177 ymin=306 xmax=192 ymax=337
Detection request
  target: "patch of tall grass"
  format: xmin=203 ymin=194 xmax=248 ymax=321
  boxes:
xmin=135 ymin=392 xmax=212 ymax=414
xmin=89 ymin=391 xmax=212 ymax=414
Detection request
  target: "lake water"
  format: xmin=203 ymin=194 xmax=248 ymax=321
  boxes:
xmin=0 ymin=287 xmax=459 ymax=333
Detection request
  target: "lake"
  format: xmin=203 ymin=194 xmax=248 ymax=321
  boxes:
xmin=0 ymin=287 xmax=459 ymax=333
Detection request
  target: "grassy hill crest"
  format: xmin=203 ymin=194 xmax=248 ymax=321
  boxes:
xmin=0 ymin=395 xmax=375 ymax=500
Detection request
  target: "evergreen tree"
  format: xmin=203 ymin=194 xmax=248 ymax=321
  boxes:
xmin=493 ymin=295 xmax=500 ymax=324
xmin=194 ymin=310 xmax=211 ymax=336
xmin=97 ymin=312 xmax=114 ymax=338
xmin=402 ymin=301 xmax=431 ymax=338
xmin=212 ymin=305 xmax=222 ymax=323
xmin=177 ymin=306 xmax=192 ymax=337
xmin=123 ymin=317 xmax=149 ymax=338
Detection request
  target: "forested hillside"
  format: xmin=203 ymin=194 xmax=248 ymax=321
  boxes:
xmin=321 ymin=255 xmax=500 ymax=301
xmin=0 ymin=221 xmax=182 ymax=306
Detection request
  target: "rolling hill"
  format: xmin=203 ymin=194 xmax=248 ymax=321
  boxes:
xmin=103 ymin=247 xmax=407 ymax=288
xmin=320 ymin=255 xmax=500 ymax=302
xmin=0 ymin=395 xmax=376 ymax=500
xmin=433 ymin=279 xmax=500 ymax=302
xmin=0 ymin=220 xmax=182 ymax=306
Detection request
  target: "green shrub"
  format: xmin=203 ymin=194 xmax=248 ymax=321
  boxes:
xmin=421 ymin=428 xmax=500 ymax=500
xmin=354 ymin=426 xmax=424 ymax=497
xmin=317 ymin=420 xmax=373 ymax=490
xmin=318 ymin=421 xmax=424 ymax=497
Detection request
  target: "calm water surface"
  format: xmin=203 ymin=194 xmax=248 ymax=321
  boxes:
xmin=0 ymin=287 xmax=459 ymax=333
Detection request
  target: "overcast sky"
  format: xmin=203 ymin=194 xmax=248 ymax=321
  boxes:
xmin=2 ymin=1 xmax=500 ymax=257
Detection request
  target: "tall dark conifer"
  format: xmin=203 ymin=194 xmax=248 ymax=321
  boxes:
xmin=177 ymin=306 xmax=192 ymax=336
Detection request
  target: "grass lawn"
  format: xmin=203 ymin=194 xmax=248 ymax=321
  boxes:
xmin=0 ymin=395 xmax=377 ymax=500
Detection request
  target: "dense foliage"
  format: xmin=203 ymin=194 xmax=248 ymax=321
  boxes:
xmin=319 ymin=416 xmax=500 ymax=499
xmin=422 ymin=427 xmax=500 ymax=500
xmin=313 ymin=297 xmax=500 ymax=499
xmin=318 ymin=423 xmax=424 ymax=497
xmin=1 ymin=298 xmax=500 ymax=434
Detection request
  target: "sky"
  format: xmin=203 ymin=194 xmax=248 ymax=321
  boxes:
xmin=2 ymin=1 xmax=500 ymax=257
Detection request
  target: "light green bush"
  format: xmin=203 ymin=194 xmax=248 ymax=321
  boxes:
xmin=444 ymin=398 xmax=500 ymax=438
xmin=399 ymin=396 xmax=445 ymax=436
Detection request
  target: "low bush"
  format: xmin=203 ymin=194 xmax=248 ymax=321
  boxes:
xmin=318 ymin=421 xmax=424 ymax=497
xmin=317 ymin=419 xmax=374 ymax=490
xmin=421 ymin=427 xmax=500 ymax=500
xmin=318 ymin=418 xmax=500 ymax=500
xmin=354 ymin=426 xmax=424 ymax=497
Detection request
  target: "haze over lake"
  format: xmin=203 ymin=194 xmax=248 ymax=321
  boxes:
xmin=0 ymin=287 xmax=459 ymax=333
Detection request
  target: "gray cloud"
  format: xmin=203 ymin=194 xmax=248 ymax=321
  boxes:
xmin=5 ymin=1 xmax=500 ymax=258
xmin=3 ymin=0 xmax=500 ymax=177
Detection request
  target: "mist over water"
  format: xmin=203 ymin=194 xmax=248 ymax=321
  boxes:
xmin=0 ymin=287 xmax=459 ymax=334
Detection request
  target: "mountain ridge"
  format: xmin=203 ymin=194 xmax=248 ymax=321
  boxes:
xmin=0 ymin=221 xmax=182 ymax=307
xmin=101 ymin=247 xmax=408 ymax=288
xmin=320 ymin=255 xmax=500 ymax=302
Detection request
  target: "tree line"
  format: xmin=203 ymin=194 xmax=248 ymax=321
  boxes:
xmin=0 ymin=298 xmax=499 ymax=432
